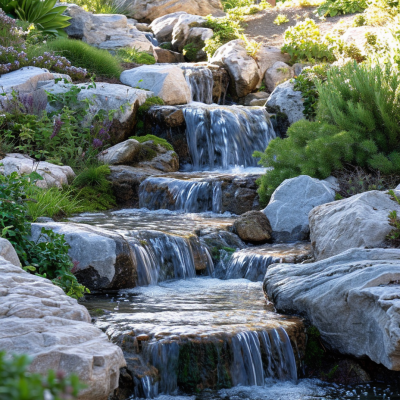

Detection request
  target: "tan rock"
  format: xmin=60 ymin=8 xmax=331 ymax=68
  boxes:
xmin=233 ymin=210 xmax=272 ymax=243
xmin=264 ymin=61 xmax=294 ymax=93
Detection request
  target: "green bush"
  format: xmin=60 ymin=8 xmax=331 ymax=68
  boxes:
xmin=73 ymin=165 xmax=117 ymax=212
xmin=64 ymin=0 xmax=128 ymax=14
xmin=281 ymin=19 xmax=339 ymax=63
xmin=183 ymin=43 xmax=201 ymax=61
xmin=1 ymin=0 xmax=71 ymax=35
xmin=0 ymin=351 xmax=82 ymax=400
xmin=317 ymin=61 xmax=400 ymax=174
xmin=116 ymin=47 xmax=156 ymax=65
xmin=256 ymin=61 xmax=400 ymax=203
xmin=32 ymin=38 xmax=123 ymax=77
xmin=317 ymin=0 xmax=368 ymax=16
xmin=130 ymin=134 xmax=174 ymax=151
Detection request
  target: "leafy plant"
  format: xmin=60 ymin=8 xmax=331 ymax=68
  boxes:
xmin=387 ymin=190 xmax=400 ymax=247
xmin=116 ymin=47 xmax=156 ymax=65
xmin=2 ymin=0 xmax=71 ymax=35
xmin=281 ymin=19 xmax=340 ymax=63
xmin=0 ymin=351 xmax=83 ymax=400
xmin=274 ymin=14 xmax=289 ymax=25
xmin=183 ymin=43 xmax=201 ymax=61
xmin=317 ymin=0 xmax=368 ymax=17
xmin=31 ymin=38 xmax=123 ymax=78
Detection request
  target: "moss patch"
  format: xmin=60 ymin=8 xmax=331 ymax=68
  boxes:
xmin=130 ymin=134 xmax=174 ymax=152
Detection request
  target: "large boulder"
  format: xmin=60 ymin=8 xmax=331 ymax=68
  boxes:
xmin=30 ymin=223 xmax=137 ymax=291
xmin=341 ymin=26 xmax=384 ymax=55
xmin=0 ymin=66 xmax=70 ymax=95
xmin=264 ymin=61 xmax=294 ymax=93
xmin=210 ymin=39 xmax=261 ymax=98
xmin=263 ymin=175 xmax=335 ymax=242
xmin=184 ymin=27 xmax=213 ymax=61
xmin=233 ymin=210 xmax=272 ymax=243
xmin=0 ymin=154 xmax=75 ymax=189
xmin=0 ymin=239 xmax=20 ymax=266
xmin=150 ymin=11 xmax=187 ymax=42
xmin=171 ymin=14 xmax=206 ymax=52
xmin=64 ymin=5 xmax=154 ymax=51
xmin=264 ymin=247 xmax=400 ymax=370
xmin=254 ymin=46 xmax=291 ymax=84
xmin=309 ymin=190 xmax=400 ymax=261
xmin=0 ymin=256 xmax=125 ymax=400
xmin=120 ymin=65 xmax=191 ymax=105
xmin=98 ymin=139 xmax=141 ymax=165
xmin=41 ymin=81 xmax=152 ymax=143
xmin=120 ymin=0 xmax=224 ymax=22
xmin=265 ymin=80 xmax=305 ymax=125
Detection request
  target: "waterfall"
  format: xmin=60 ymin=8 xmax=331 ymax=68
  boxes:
xmin=180 ymin=65 xmax=214 ymax=104
xmin=225 ymin=251 xmax=280 ymax=282
xmin=183 ymin=104 xmax=276 ymax=171
xmin=139 ymin=176 xmax=223 ymax=213
xmin=139 ymin=328 xmax=297 ymax=397
xmin=126 ymin=230 xmax=213 ymax=286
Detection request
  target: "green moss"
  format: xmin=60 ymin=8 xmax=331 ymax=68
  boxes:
xmin=160 ymin=42 xmax=172 ymax=50
xmin=137 ymin=96 xmax=165 ymax=117
xmin=89 ymin=308 xmax=105 ymax=317
xmin=116 ymin=47 xmax=156 ymax=65
xmin=130 ymin=134 xmax=174 ymax=151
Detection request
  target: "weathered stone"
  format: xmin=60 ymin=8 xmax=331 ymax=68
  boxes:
xmin=241 ymin=91 xmax=270 ymax=106
xmin=98 ymin=139 xmax=141 ymax=165
xmin=0 ymin=239 xmax=20 ymax=266
xmin=265 ymin=80 xmax=305 ymax=125
xmin=0 ymin=256 xmax=125 ymax=400
xmin=233 ymin=210 xmax=272 ymax=243
xmin=121 ymin=0 xmax=224 ymax=22
xmin=135 ymin=22 xmax=152 ymax=32
xmin=30 ymin=223 xmax=137 ymax=291
xmin=150 ymin=12 xmax=187 ymax=42
xmin=0 ymin=66 xmax=71 ymax=95
xmin=309 ymin=190 xmax=400 ymax=261
xmin=263 ymin=175 xmax=335 ymax=242
xmin=136 ymin=146 xmax=179 ymax=172
xmin=184 ymin=27 xmax=213 ymax=61
xmin=264 ymin=61 xmax=294 ymax=93
xmin=153 ymin=47 xmax=185 ymax=63
xmin=292 ymin=63 xmax=311 ymax=76
xmin=0 ymin=154 xmax=75 ymax=189
xmin=254 ymin=46 xmax=290 ymax=84
xmin=210 ymin=40 xmax=261 ymax=98
xmin=264 ymin=247 xmax=400 ymax=370
xmin=64 ymin=4 xmax=153 ymax=51
xmin=171 ymin=14 xmax=206 ymax=52
xmin=41 ymin=81 xmax=152 ymax=143
xmin=120 ymin=65 xmax=191 ymax=105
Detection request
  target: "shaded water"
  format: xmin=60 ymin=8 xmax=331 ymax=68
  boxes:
xmin=183 ymin=104 xmax=275 ymax=171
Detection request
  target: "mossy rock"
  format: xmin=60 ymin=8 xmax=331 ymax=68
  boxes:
xmin=130 ymin=134 xmax=174 ymax=152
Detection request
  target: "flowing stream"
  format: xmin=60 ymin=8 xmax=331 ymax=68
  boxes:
xmin=76 ymin=65 xmax=395 ymax=400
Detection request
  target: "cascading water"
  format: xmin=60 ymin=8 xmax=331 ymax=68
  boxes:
xmin=183 ymin=103 xmax=276 ymax=171
xmin=180 ymin=65 xmax=214 ymax=104
xmin=139 ymin=177 xmax=222 ymax=213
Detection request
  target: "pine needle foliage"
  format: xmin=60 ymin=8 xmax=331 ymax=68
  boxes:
xmin=256 ymin=61 xmax=400 ymax=204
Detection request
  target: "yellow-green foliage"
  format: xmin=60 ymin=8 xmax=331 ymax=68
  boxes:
xmin=116 ymin=47 xmax=156 ymax=64
xmin=273 ymin=14 xmax=289 ymax=25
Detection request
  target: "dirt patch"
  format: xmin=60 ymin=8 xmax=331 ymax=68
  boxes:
xmin=243 ymin=6 xmax=358 ymax=47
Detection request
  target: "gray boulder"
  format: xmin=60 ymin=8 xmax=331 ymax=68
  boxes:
xmin=30 ymin=223 xmax=137 ymax=291
xmin=233 ymin=210 xmax=272 ymax=243
xmin=0 ymin=256 xmax=125 ymax=400
xmin=150 ymin=12 xmax=187 ymax=42
xmin=265 ymin=80 xmax=305 ymax=125
xmin=254 ymin=46 xmax=291 ymax=84
xmin=120 ymin=0 xmax=224 ymax=22
xmin=210 ymin=39 xmax=261 ymax=98
xmin=0 ymin=239 xmax=20 ymax=266
xmin=264 ymin=248 xmax=400 ymax=370
xmin=41 ymin=81 xmax=152 ymax=143
xmin=171 ymin=14 xmax=207 ymax=52
xmin=120 ymin=65 xmax=191 ymax=105
xmin=0 ymin=154 xmax=75 ymax=189
xmin=264 ymin=61 xmax=294 ymax=93
xmin=98 ymin=139 xmax=141 ymax=165
xmin=263 ymin=175 xmax=335 ymax=242
xmin=0 ymin=66 xmax=70 ymax=95
xmin=310 ymin=190 xmax=400 ymax=260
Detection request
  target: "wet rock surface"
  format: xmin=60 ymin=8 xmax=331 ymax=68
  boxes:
xmin=233 ymin=210 xmax=272 ymax=243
